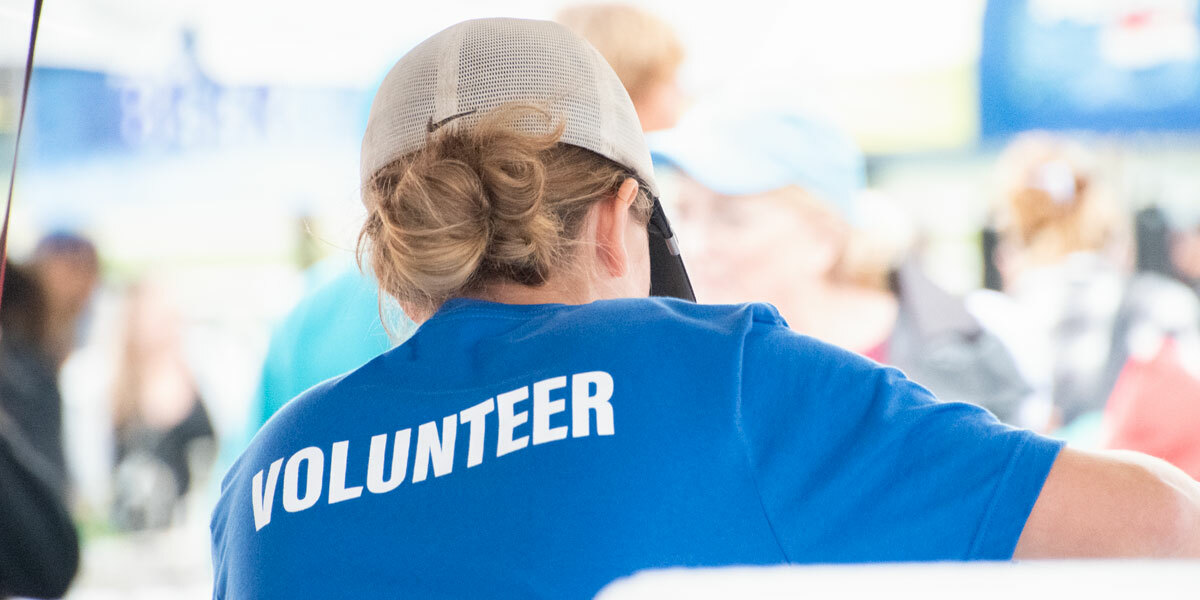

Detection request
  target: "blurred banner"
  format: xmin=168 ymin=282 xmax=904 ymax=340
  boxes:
xmin=981 ymin=0 xmax=1200 ymax=135
xmin=730 ymin=1 xmax=985 ymax=154
xmin=2 ymin=1 xmax=35 ymax=178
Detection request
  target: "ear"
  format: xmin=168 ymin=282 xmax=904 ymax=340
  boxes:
xmin=594 ymin=178 xmax=640 ymax=278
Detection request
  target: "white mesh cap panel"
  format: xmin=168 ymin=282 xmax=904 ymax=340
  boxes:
xmin=360 ymin=33 xmax=441 ymax=181
xmin=360 ymin=18 xmax=658 ymax=198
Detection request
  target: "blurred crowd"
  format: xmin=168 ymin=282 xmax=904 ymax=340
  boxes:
xmin=2 ymin=234 xmax=216 ymax=597
xmin=2 ymin=2 xmax=1200 ymax=598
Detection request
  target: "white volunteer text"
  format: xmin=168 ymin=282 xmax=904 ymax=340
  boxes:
xmin=251 ymin=371 xmax=615 ymax=531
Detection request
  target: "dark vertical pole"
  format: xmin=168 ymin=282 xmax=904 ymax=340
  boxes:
xmin=981 ymin=225 xmax=1003 ymax=291
xmin=1 ymin=0 xmax=46 ymax=315
xmin=1134 ymin=205 xmax=1174 ymax=277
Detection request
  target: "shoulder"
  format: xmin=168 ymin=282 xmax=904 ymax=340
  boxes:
xmin=512 ymin=298 xmax=803 ymax=365
xmin=604 ymin=298 xmax=879 ymax=378
xmin=227 ymin=359 xmax=385 ymax=491
xmin=253 ymin=355 xmax=386 ymax=440
xmin=581 ymin=297 xmax=791 ymax=334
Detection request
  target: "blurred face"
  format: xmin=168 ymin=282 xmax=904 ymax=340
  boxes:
xmin=127 ymin=284 xmax=183 ymax=355
xmin=633 ymin=76 xmax=684 ymax=133
xmin=673 ymin=176 xmax=840 ymax=305
xmin=35 ymin=254 xmax=99 ymax=318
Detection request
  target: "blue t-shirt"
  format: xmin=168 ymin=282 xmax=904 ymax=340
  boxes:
xmin=211 ymin=298 xmax=1063 ymax=599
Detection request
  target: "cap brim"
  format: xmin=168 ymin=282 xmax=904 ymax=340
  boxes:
xmin=648 ymin=228 xmax=695 ymax=301
xmin=646 ymin=198 xmax=695 ymax=302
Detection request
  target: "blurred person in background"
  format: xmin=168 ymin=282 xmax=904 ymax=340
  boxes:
xmin=25 ymin=232 xmax=107 ymax=524
xmin=1098 ymin=202 xmax=1200 ymax=479
xmin=652 ymin=106 xmax=1032 ymax=424
xmin=556 ymin=3 xmax=685 ymax=133
xmin=1 ymin=405 xmax=79 ymax=599
xmin=31 ymin=232 xmax=100 ymax=370
xmin=252 ymin=261 xmax=399 ymax=431
xmin=0 ymin=261 xmax=68 ymax=493
xmin=0 ymin=260 xmax=79 ymax=597
xmin=251 ymin=2 xmax=688 ymax=431
xmin=989 ymin=133 xmax=1200 ymax=446
xmin=109 ymin=280 xmax=215 ymax=531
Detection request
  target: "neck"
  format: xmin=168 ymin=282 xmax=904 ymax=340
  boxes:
xmin=470 ymin=272 xmax=599 ymax=307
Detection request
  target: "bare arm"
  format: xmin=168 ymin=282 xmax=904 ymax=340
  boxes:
xmin=1015 ymin=447 xmax=1200 ymax=558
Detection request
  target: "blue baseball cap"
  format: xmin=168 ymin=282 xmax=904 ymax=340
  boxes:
xmin=648 ymin=104 xmax=865 ymax=219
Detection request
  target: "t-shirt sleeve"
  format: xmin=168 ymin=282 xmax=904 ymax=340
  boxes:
xmin=736 ymin=318 xmax=1064 ymax=562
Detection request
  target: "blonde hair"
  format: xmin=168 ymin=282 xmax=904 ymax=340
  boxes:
xmin=556 ymin=4 xmax=684 ymax=104
xmin=997 ymin=132 xmax=1125 ymax=265
xmin=358 ymin=103 xmax=653 ymax=318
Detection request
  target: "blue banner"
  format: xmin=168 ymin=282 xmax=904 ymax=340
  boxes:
xmin=981 ymin=0 xmax=1200 ymax=135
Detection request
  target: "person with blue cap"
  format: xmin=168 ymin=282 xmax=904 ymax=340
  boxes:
xmin=211 ymin=18 xmax=1200 ymax=600
xmin=651 ymin=105 xmax=1032 ymax=424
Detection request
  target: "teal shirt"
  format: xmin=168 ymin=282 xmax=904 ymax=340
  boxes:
xmin=253 ymin=264 xmax=412 ymax=427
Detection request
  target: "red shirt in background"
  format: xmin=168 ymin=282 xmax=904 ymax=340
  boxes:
xmin=1104 ymin=339 xmax=1200 ymax=480
xmin=860 ymin=338 xmax=890 ymax=364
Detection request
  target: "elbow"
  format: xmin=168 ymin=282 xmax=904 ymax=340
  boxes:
xmin=1158 ymin=477 xmax=1200 ymax=557
xmin=1124 ymin=457 xmax=1200 ymax=557
xmin=1015 ymin=448 xmax=1200 ymax=559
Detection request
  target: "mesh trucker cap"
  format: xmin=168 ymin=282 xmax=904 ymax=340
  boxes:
xmin=360 ymin=17 xmax=693 ymax=301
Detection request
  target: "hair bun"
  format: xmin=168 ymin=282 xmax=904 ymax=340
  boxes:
xmin=474 ymin=117 xmax=561 ymax=285
xmin=358 ymin=103 xmax=653 ymax=319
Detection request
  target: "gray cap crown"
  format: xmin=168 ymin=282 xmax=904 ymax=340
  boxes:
xmin=360 ymin=18 xmax=658 ymax=198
